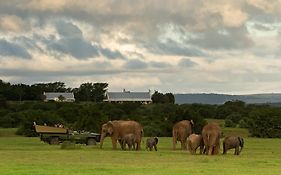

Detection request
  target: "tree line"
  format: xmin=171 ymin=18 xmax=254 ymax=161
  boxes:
xmin=0 ymin=80 xmax=110 ymax=102
xmin=0 ymin=100 xmax=280 ymax=138
xmin=0 ymin=80 xmax=174 ymax=103
xmin=0 ymin=79 xmax=280 ymax=138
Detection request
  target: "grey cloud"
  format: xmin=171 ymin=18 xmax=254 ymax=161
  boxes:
xmin=44 ymin=20 xmax=126 ymax=59
xmin=0 ymin=68 xmax=122 ymax=77
xmin=190 ymin=27 xmax=254 ymax=50
xmin=124 ymin=59 xmax=148 ymax=69
xmin=0 ymin=39 xmax=31 ymax=59
xmin=150 ymin=61 xmax=171 ymax=68
xmin=47 ymin=37 xmax=100 ymax=59
xmin=252 ymin=23 xmax=274 ymax=31
xmin=99 ymin=47 xmax=126 ymax=59
xmin=45 ymin=21 xmax=100 ymax=59
xmin=146 ymin=39 xmax=206 ymax=57
xmin=55 ymin=21 xmax=83 ymax=38
xmin=178 ymin=58 xmax=197 ymax=68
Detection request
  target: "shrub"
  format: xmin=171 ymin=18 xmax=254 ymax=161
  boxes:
xmin=225 ymin=118 xmax=236 ymax=127
xmin=16 ymin=110 xmax=63 ymax=137
xmin=248 ymin=108 xmax=281 ymax=138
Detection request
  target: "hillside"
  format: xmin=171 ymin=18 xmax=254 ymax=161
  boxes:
xmin=174 ymin=93 xmax=281 ymax=104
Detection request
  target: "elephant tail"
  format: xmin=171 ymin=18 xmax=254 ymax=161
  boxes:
xmin=222 ymin=140 xmax=226 ymax=154
xmin=141 ymin=129 xmax=145 ymax=144
xmin=238 ymin=137 xmax=244 ymax=152
xmin=206 ymin=134 xmax=210 ymax=147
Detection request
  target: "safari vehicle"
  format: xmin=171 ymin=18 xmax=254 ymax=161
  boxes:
xmin=34 ymin=125 xmax=101 ymax=145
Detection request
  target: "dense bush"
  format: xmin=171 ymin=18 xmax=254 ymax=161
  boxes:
xmin=0 ymin=100 xmax=280 ymax=138
xmin=225 ymin=118 xmax=236 ymax=127
xmin=16 ymin=110 xmax=63 ymax=137
xmin=247 ymin=107 xmax=281 ymax=138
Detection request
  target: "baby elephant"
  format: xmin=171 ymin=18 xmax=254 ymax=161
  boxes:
xmin=187 ymin=134 xmax=204 ymax=154
xmin=223 ymin=136 xmax=244 ymax=155
xmin=146 ymin=137 xmax=158 ymax=151
xmin=120 ymin=134 xmax=136 ymax=150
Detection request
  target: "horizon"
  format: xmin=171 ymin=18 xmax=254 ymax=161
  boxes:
xmin=0 ymin=0 xmax=281 ymax=94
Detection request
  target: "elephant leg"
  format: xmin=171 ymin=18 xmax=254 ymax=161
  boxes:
xmin=154 ymin=145 xmax=157 ymax=151
xmin=213 ymin=145 xmax=220 ymax=155
xmin=235 ymin=146 xmax=239 ymax=155
xmin=199 ymin=145 xmax=204 ymax=154
xmin=181 ymin=140 xmax=186 ymax=150
xmin=208 ymin=146 xmax=214 ymax=155
xmin=112 ymin=138 xmax=117 ymax=150
xmin=223 ymin=143 xmax=226 ymax=154
xmin=136 ymin=141 xmax=140 ymax=151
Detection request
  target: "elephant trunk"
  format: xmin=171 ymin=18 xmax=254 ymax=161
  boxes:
xmin=100 ymin=134 xmax=106 ymax=149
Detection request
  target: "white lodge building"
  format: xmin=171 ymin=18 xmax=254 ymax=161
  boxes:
xmin=104 ymin=90 xmax=152 ymax=104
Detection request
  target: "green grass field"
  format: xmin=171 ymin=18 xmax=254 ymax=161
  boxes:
xmin=0 ymin=128 xmax=280 ymax=175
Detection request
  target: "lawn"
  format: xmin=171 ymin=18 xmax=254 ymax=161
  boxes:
xmin=0 ymin=128 xmax=280 ymax=175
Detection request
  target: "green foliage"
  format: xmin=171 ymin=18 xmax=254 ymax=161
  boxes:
xmin=74 ymin=105 xmax=108 ymax=132
xmin=151 ymin=91 xmax=175 ymax=104
xmin=73 ymin=82 xmax=108 ymax=102
xmin=0 ymin=79 xmax=108 ymax=102
xmin=1 ymin=91 xmax=281 ymax=138
xmin=248 ymin=107 xmax=281 ymax=138
xmin=225 ymin=118 xmax=236 ymax=127
xmin=16 ymin=110 xmax=63 ymax=137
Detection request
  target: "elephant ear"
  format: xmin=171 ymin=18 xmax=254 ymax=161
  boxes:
xmin=107 ymin=121 xmax=114 ymax=135
xmin=154 ymin=137 xmax=158 ymax=145
xmin=238 ymin=137 xmax=244 ymax=148
xmin=190 ymin=120 xmax=194 ymax=129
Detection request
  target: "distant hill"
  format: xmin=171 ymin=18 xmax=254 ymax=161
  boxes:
xmin=174 ymin=93 xmax=281 ymax=105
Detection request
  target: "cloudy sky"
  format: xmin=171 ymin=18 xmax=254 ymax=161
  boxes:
xmin=0 ymin=0 xmax=281 ymax=94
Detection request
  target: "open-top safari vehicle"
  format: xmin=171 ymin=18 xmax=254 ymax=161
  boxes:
xmin=34 ymin=125 xmax=101 ymax=145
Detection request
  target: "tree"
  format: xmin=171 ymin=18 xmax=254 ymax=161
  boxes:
xmin=152 ymin=91 xmax=175 ymax=104
xmin=92 ymin=83 xmax=108 ymax=102
xmin=74 ymin=82 xmax=108 ymax=102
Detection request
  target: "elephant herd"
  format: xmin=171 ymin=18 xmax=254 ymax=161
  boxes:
xmin=100 ymin=120 xmax=244 ymax=155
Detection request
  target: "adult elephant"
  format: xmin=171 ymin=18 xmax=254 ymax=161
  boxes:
xmin=172 ymin=120 xmax=194 ymax=150
xmin=202 ymin=123 xmax=221 ymax=155
xmin=100 ymin=120 xmax=143 ymax=150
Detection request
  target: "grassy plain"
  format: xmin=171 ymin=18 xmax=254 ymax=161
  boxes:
xmin=0 ymin=128 xmax=280 ymax=175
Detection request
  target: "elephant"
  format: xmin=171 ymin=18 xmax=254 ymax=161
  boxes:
xmin=187 ymin=134 xmax=204 ymax=154
xmin=223 ymin=136 xmax=244 ymax=155
xmin=172 ymin=120 xmax=194 ymax=150
xmin=120 ymin=133 xmax=136 ymax=150
xmin=202 ymin=123 xmax=221 ymax=155
xmin=146 ymin=137 xmax=158 ymax=151
xmin=100 ymin=120 xmax=143 ymax=150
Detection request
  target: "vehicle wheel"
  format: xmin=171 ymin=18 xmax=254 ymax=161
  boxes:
xmin=87 ymin=138 xmax=96 ymax=145
xmin=49 ymin=137 xmax=59 ymax=145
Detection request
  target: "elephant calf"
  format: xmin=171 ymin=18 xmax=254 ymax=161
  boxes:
xmin=187 ymin=134 xmax=204 ymax=154
xmin=146 ymin=137 xmax=158 ymax=151
xmin=120 ymin=134 xmax=136 ymax=150
xmin=223 ymin=136 xmax=244 ymax=155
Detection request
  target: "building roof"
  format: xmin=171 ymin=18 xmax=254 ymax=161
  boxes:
xmin=105 ymin=91 xmax=152 ymax=102
xmin=44 ymin=92 xmax=75 ymax=100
